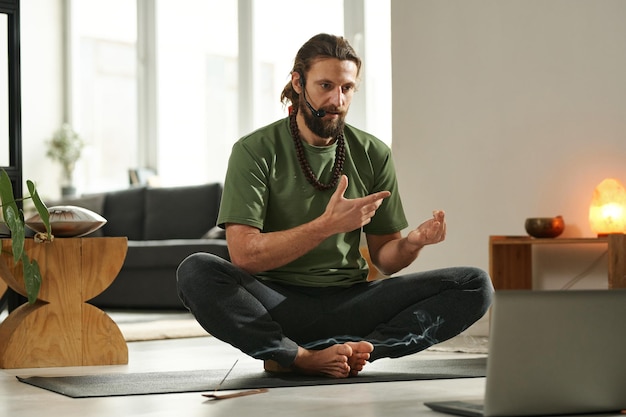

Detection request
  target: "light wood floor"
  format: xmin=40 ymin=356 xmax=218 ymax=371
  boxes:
xmin=1 ymin=333 xmax=489 ymax=417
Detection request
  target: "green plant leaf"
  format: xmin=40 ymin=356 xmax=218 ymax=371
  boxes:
xmin=0 ymin=169 xmax=45 ymax=303
xmin=0 ymin=169 xmax=21 ymax=227
xmin=27 ymin=180 xmax=51 ymax=237
xmin=5 ymin=205 xmax=24 ymax=263
xmin=22 ymin=254 xmax=42 ymax=304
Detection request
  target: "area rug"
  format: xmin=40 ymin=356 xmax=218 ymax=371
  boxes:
xmin=118 ymin=319 xmax=208 ymax=341
xmin=112 ymin=311 xmax=489 ymax=353
xmin=17 ymin=357 xmax=487 ymax=398
xmin=427 ymin=335 xmax=489 ymax=354
xmin=107 ymin=311 xmax=209 ymax=342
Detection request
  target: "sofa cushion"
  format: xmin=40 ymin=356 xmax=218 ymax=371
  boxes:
xmin=102 ymin=187 xmax=146 ymax=240
xmin=143 ymin=183 xmax=222 ymax=240
xmin=123 ymin=239 xmax=229 ymax=267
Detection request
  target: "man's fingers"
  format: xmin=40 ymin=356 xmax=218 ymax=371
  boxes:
xmin=367 ymin=190 xmax=391 ymax=204
xmin=360 ymin=191 xmax=390 ymax=215
xmin=333 ymin=175 xmax=349 ymax=199
xmin=333 ymin=176 xmax=389 ymax=206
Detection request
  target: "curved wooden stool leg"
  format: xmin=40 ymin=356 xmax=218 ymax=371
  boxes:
xmin=0 ymin=237 xmax=128 ymax=368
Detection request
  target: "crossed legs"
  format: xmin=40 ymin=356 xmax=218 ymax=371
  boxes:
xmin=176 ymin=253 xmax=493 ymax=378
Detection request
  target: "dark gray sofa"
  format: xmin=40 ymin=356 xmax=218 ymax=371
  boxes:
xmin=53 ymin=183 xmax=229 ymax=310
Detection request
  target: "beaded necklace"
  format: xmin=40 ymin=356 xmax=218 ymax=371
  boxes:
xmin=289 ymin=111 xmax=345 ymax=191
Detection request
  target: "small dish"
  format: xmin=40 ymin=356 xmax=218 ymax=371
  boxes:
xmin=525 ymin=216 xmax=565 ymax=238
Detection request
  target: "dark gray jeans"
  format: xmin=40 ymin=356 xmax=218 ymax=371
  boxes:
xmin=176 ymin=253 xmax=494 ymax=367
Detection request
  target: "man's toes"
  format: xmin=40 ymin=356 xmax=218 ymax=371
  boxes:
xmin=335 ymin=343 xmax=354 ymax=358
xmin=346 ymin=341 xmax=374 ymax=354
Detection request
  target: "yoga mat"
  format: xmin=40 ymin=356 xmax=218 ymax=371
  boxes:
xmin=17 ymin=357 xmax=486 ymax=398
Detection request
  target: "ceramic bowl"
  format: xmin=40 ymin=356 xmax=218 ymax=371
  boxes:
xmin=524 ymin=216 xmax=565 ymax=238
xmin=26 ymin=205 xmax=107 ymax=237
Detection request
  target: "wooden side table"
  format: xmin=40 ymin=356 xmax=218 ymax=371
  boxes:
xmin=0 ymin=279 xmax=6 ymax=303
xmin=0 ymin=237 xmax=128 ymax=368
xmin=489 ymin=234 xmax=626 ymax=290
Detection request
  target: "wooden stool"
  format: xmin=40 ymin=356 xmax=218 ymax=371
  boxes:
xmin=0 ymin=237 xmax=128 ymax=368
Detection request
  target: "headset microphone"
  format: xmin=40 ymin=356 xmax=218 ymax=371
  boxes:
xmin=304 ymin=96 xmax=326 ymax=118
xmin=299 ymin=75 xmax=326 ymax=118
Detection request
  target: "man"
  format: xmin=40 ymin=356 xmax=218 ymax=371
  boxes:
xmin=177 ymin=33 xmax=493 ymax=378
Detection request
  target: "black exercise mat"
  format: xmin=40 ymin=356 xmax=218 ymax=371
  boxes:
xmin=17 ymin=357 xmax=486 ymax=398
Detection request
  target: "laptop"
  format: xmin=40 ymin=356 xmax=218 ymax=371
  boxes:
xmin=425 ymin=289 xmax=626 ymax=417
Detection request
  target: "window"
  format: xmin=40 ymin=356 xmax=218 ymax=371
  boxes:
xmin=154 ymin=0 xmax=239 ymax=186
xmin=68 ymin=0 xmax=137 ymax=191
xmin=68 ymin=0 xmax=390 ymax=191
xmin=0 ymin=14 xmax=8 ymax=167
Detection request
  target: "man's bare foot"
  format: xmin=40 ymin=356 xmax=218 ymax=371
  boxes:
xmin=346 ymin=341 xmax=373 ymax=376
xmin=290 ymin=341 xmax=374 ymax=378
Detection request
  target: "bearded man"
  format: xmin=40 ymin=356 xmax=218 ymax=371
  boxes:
xmin=177 ymin=33 xmax=493 ymax=378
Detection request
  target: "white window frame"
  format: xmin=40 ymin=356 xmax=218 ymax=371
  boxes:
xmin=65 ymin=0 xmax=390 ymax=185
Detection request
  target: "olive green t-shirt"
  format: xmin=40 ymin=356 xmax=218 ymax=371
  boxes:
xmin=218 ymin=117 xmax=408 ymax=287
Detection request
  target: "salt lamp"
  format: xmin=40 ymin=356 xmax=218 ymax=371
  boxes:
xmin=588 ymin=178 xmax=626 ymax=236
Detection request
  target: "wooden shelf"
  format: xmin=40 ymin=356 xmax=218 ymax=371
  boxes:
xmin=489 ymin=234 xmax=626 ymax=290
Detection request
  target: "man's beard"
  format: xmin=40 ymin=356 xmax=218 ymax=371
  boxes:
xmin=299 ymin=100 xmax=346 ymax=139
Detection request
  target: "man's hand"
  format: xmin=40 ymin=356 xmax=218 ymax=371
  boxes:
xmin=367 ymin=210 xmax=447 ymax=276
xmin=226 ymin=176 xmax=389 ymax=274
xmin=406 ymin=210 xmax=446 ymax=248
xmin=322 ymin=175 xmax=391 ymax=234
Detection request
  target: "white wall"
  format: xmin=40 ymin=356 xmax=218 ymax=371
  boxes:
xmin=391 ymin=0 xmax=626 ymax=291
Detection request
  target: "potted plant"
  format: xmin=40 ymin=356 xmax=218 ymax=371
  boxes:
xmin=1 ymin=170 xmax=128 ymax=369
xmin=0 ymin=169 xmax=53 ymax=304
xmin=46 ymin=123 xmax=85 ymax=197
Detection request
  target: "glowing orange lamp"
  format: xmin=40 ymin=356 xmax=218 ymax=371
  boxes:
xmin=588 ymin=178 xmax=626 ymax=236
